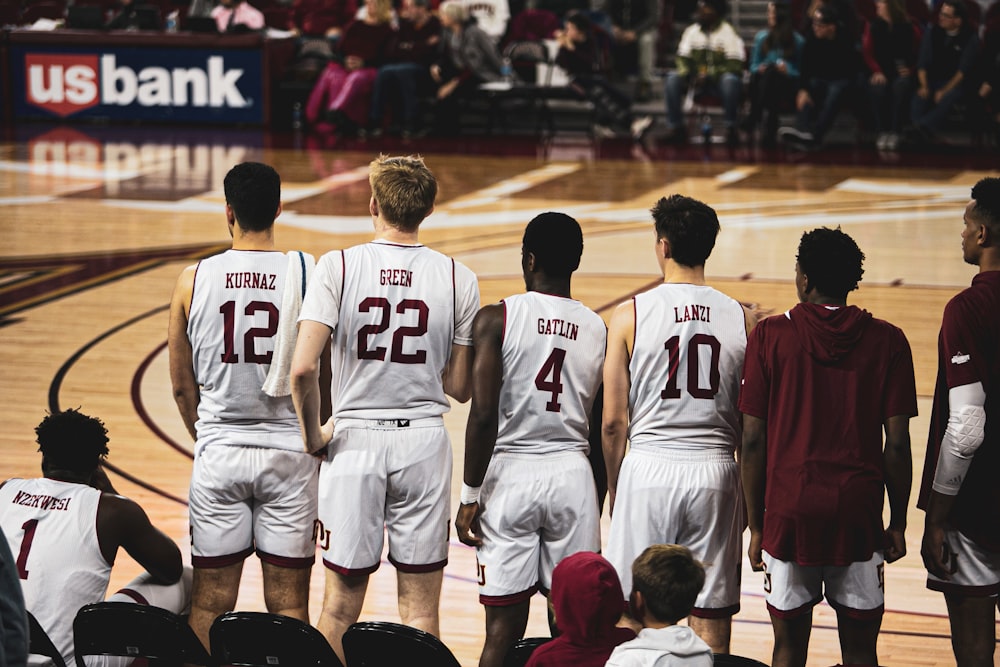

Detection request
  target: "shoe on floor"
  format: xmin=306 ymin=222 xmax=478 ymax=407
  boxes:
xmin=592 ymin=124 xmax=617 ymax=139
xmin=778 ymin=126 xmax=815 ymax=148
xmin=631 ymin=115 xmax=653 ymax=141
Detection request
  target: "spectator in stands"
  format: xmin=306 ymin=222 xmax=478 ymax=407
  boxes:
xmin=778 ymin=4 xmax=862 ymax=148
xmin=463 ymin=0 xmax=511 ymax=43
xmin=745 ymin=0 xmax=805 ymax=147
xmin=524 ymin=552 xmax=635 ymax=667
xmin=800 ymin=0 xmax=860 ymax=43
xmin=604 ymin=545 xmax=713 ymax=667
xmin=369 ymin=0 xmax=442 ymax=138
xmin=105 ymin=0 xmax=141 ymax=30
xmin=907 ymin=0 xmax=979 ymax=143
xmin=288 ymin=0 xmax=358 ymax=45
xmin=662 ymin=0 xmax=745 ymax=145
xmin=863 ymin=0 xmax=922 ymax=150
xmin=555 ymin=12 xmax=654 ymax=140
xmin=430 ymin=0 xmax=504 ymax=134
xmin=304 ymin=0 xmax=395 ymax=135
xmin=602 ymin=0 xmax=659 ymax=100
xmin=974 ymin=20 xmax=1000 ymax=141
xmin=211 ymin=0 xmax=265 ymax=33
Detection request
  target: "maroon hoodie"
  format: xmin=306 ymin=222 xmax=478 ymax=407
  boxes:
xmin=526 ymin=552 xmax=635 ymax=667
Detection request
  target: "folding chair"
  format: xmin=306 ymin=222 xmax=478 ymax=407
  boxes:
xmin=72 ymin=601 xmax=213 ymax=667
xmin=712 ymin=654 xmax=770 ymax=666
xmin=342 ymin=621 xmax=462 ymax=667
xmin=27 ymin=611 xmax=67 ymax=667
xmin=503 ymin=636 xmax=551 ymax=667
xmin=210 ymin=611 xmax=343 ymax=667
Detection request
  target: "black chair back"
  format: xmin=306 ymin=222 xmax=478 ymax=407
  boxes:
xmin=342 ymin=621 xmax=462 ymax=667
xmin=27 ymin=611 xmax=67 ymax=667
xmin=712 ymin=654 xmax=770 ymax=666
xmin=72 ymin=601 xmax=213 ymax=667
xmin=210 ymin=611 xmax=343 ymax=667
xmin=503 ymin=636 xmax=551 ymax=667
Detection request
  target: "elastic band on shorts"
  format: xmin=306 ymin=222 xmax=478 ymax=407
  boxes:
xmin=480 ymin=586 xmax=538 ymax=607
xmin=257 ymin=549 xmax=315 ymax=569
xmin=626 ymin=445 xmax=735 ymax=464
xmin=323 ymin=558 xmax=380 ymax=576
xmin=192 ymin=546 xmax=254 ymax=569
xmin=691 ymin=602 xmax=740 ymax=619
xmin=113 ymin=588 xmax=149 ymax=605
xmin=388 ymin=554 xmax=448 ymax=573
xmin=335 ymin=416 xmax=444 ymax=431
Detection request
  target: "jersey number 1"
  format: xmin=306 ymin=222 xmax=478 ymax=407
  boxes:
xmin=15 ymin=518 xmax=38 ymax=579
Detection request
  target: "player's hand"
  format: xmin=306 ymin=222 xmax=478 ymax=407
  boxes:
xmin=455 ymin=502 xmax=482 ymax=547
xmin=883 ymin=526 xmax=906 ymax=563
xmin=747 ymin=529 xmax=764 ymax=571
xmin=920 ymin=521 xmax=953 ymax=580
xmin=320 ymin=417 xmax=335 ymax=446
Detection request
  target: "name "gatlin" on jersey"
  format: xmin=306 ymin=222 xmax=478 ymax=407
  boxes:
xmin=674 ymin=305 xmax=711 ymax=323
xmin=537 ymin=318 xmax=579 ymax=340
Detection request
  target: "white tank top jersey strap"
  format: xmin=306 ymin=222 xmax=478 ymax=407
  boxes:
xmin=494 ymin=292 xmax=607 ymax=455
xmin=187 ymin=249 xmax=306 ymax=455
xmin=628 ymin=283 xmax=747 ymax=452
xmin=0 ymin=478 xmax=111 ymax=667
xmin=299 ymin=240 xmax=480 ymax=420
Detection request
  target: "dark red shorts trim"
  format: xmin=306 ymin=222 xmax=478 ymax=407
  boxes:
xmin=690 ymin=602 xmax=739 ymax=619
xmin=113 ymin=588 xmax=149 ymax=605
xmin=766 ymin=595 xmax=823 ymax=619
xmin=480 ymin=586 xmax=538 ymax=607
xmin=323 ymin=559 xmax=380 ymax=576
xmin=537 ymin=583 xmax=550 ymax=598
xmin=192 ymin=546 xmax=254 ymax=568
xmin=826 ymin=599 xmax=883 ymax=621
xmin=257 ymin=549 xmax=315 ymax=569
xmin=927 ymin=578 xmax=1000 ymax=597
xmin=388 ymin=554 xmax=448 ymax=573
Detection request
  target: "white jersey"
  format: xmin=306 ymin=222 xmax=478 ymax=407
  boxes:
xmin=628 ymin=283 xmax=746 ymax=452
xmin=494 ymin=292 xmax=607 ymax=455
xmin=300 ymin=240 xmax=479 ymax=419
xmin=187 ymin=249 xmax=305 ymax=453
xmin=0 ymin=478 xmax=110 ymax=667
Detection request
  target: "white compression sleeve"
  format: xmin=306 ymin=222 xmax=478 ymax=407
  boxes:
xmin=932 ymin=382 xmax=987 ymax=495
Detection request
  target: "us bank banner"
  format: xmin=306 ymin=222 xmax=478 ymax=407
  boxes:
xmin=10 ymin=45 xmax=265 ymax=124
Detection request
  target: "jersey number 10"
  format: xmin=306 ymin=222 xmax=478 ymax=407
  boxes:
xmin=661 ymin=333 xmax=721 ymax=399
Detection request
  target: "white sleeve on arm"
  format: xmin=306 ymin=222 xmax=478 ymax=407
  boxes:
xmin=932 ymin=381 xmax=987 ymax=495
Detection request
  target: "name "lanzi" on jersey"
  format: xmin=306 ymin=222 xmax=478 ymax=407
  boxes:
xmin=674 ymin=305 xmax=711 ymax=323
xmin=225 ymin=272 xmax=276 ymax=289
xmin=537 ymin=318 xmax=579 ymax=340
xmin=10 ymin=490 xmax=71 ymax=511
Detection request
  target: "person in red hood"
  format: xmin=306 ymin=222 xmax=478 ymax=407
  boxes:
xmin=739 ymin=226 xmax=917 ymax=667
xmin=525 ymin=551 xmax=634 ymax=667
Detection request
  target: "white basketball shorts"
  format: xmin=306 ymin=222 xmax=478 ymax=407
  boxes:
xmin=761 ymin=550 xmax=886 ymax=620
xmin=926 ymin=528 xmax=1000 ymax=598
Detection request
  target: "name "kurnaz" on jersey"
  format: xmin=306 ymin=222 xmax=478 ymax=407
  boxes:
xmin=674 ymin=305 xmax=711 ymax=323
xmin=11 ymin=490 xmax=71 ymax=511
xmin=225 ymin=272 xmax=277 ymax=289
xmin=537 ymin=318 xmax=578 ymax=340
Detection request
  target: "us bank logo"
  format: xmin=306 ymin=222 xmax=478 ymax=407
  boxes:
xmin=25 ymin=52 xmax=250 ymax=117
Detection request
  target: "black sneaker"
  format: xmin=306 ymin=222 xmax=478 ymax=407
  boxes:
xmin=778 ymin=126 xmax=815 ymax=148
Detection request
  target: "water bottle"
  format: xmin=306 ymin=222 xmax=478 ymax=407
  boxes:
xmin=701 ymin=115 xmax=712 ymax=143
xmin=291 ymin=102 xmax=303 ymax=131
xmin=501 ymin=57 xmax=513 ymax=85
xmin=165 ymin=10 xmax=178 ymax=32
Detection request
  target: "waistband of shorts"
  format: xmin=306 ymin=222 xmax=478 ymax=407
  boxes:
xmin=335 ymin=416 xmax=444 ymax=431
xmin=627 ymin=446 xmax=735 ymax=463
xmin=492 ymin=450 xmax=587 ymax=463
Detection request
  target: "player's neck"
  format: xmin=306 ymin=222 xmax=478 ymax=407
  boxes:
xmin=231 ymin=229 xmax=275 ymax=251
xmin=529 ymin=276 xmax=571 ymax=298
xmin=663 ymin=262 xmax=706 ymax=285
xmin=978 ymin=251 xmax=1000 ymax=273
xmin=373 ymin=218 xmax=420 ymax=245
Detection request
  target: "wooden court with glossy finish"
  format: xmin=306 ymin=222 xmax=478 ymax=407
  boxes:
xmin=1 ymin=124 xmax=997 ymax=666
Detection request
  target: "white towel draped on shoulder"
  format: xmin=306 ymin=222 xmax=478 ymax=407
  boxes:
xmin=262 ymin=250 xmax=315 ymax=397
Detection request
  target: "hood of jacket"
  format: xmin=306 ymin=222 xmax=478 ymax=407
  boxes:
xmin=789 ymin=302 xmax=872 ymax=365
xmin=609 ymin=626 xmax=713 ymax=665
xmin=551 ymin=551 xmax=626 ymax=643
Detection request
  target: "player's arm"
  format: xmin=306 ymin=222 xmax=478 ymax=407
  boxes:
xmin=602 ymin=301 xmax=634 ymax=516
xmin=587 ymin=386 xmax=608 ymax=514
xmin=921 ymin=381 xmax=986 ymax=579
xmin=443 ymin=343 xmax=474 ymax=403
xmin=291 ymin=319 xmax=335 ymax=454
xmin=741 ymin=413 xmax=767 ymax=571
xmin=455 ymin=304 xmax=504 ymax=547
xmin=167 ymin=265 xmax=199 ymax=440
xmin=97 ymin=495 xmax=182 ymax=585
xmin=882 ymin=413 xmax=912 ymax=564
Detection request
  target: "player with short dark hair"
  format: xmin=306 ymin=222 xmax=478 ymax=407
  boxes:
xmin=456 ymin=212 xmax=606 ymax=667
xmin=740 ymin=226 xmax=917 ymax=667
xmin=919 ymin=177 xmax=1000 ymax=667
xmin=0 ymin=409 xmax=190 ymax=667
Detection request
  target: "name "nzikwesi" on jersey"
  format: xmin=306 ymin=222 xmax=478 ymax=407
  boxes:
xmin=11 ymin=490 xmax=71 ymax=511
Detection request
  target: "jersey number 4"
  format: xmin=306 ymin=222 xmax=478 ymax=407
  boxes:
xmin=661 ymin=333 xmax=721 ymax=399
xmin=535 ymin=348 xmax=567 ymax=412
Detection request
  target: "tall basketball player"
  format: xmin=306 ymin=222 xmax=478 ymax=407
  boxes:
xmin=168 ymin=162 xmax=319 ymax=650
xmin=603 ymin=194 xmax=756 ymax=654
xmin=291 ymin=154 xmax=480 ymax=663
xmin=0 ymin=409 xmax=190 ymax=667
xmin=455 ymin=212 xmax=608 ymax=667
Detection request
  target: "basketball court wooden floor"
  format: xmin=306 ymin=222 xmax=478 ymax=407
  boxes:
xmin=1 ymin=123 xmax=997 ymax=666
